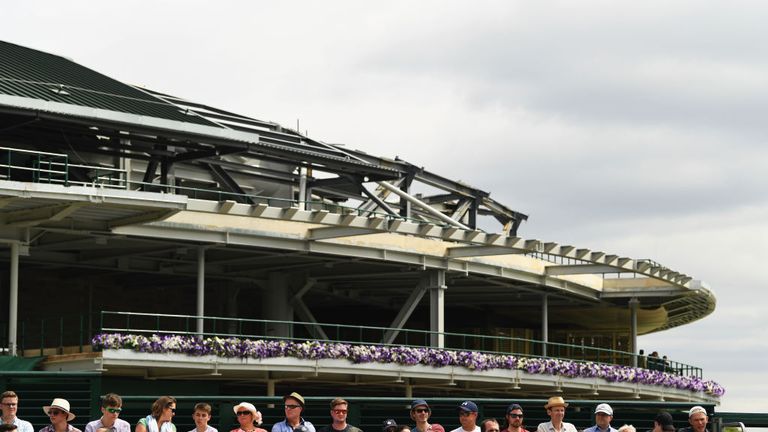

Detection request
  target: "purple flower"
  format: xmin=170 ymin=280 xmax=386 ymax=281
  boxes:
xmin=91 ymin=332 xmax=725 ymax=397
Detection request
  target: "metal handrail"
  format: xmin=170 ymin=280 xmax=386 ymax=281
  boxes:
xmin=0 ymin=146 xmax=443 ymax=226
xmin=5 ymin=310 xmax=703 ymax=378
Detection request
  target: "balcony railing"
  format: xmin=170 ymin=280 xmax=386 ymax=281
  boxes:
xmin=0 ymin=146 xmax=443 ymax=226
xmin=3 ymin=311 xmax=702 ymax=378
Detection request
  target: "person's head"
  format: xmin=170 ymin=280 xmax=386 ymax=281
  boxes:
xmin=396 ymin=426 xmax=411 ymax=432
xmin=100 ymin=394 xmax=123 ymax=421
xmin=193 ymin=403 xmax=212 ymax=428
xmin=505 ymin=403 xmax=524 ymax=430
xmin=618 ymin=425 xmax=636 ymax=432
xmin=410 ymin=400 xmax=431 ymax=422
xmin=151 ymin=396 xmax=177 ymax=422
xmin=0 ymin=424 xmax=18 ymax=432
xmin=234 ymin=402 xmax=262 ymax=427
xmin=1 ymin=391 xmax=19 ymax=419
xmin=383 ymin=419 xmax=398 ymax=432
xmin=544 ymin=397 xmax=568 ymax=424
xmin=283 ymin=392 xmax=305 ymax=421
xmin=653 ymin=412 xmax=674 ymax=432
xmin=458 ymin=401 xmax=479 ymax=429
xmin=688 ymin=407 xmax=708 ymax=432
xmin=330 ymin=398 xmax=348 ymax=424
xmin=594 ymin=404 xmax=613 ymax=428
xmin=480 ymin=418 xmax=500 ymax=432
xmin=43 ymin=398 xmax=75 ymax=425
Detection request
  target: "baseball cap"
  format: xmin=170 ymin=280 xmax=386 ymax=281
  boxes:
xmin=655 ymin=412 xmax=674 ymax=427
xmin=595 ymin=404 xmax=613 ymax=416
xmin=382 ymin=419 xmax=397 ymax=431
xmin=689 ymin=406 xmax=707 ymax=418
xmin=411 ymin=399 xmax=429 ymax=410
xmin=506 ymin=403 xmax=523 ymax=414
xmin=458 ymin=401 xmax=478 ymax=413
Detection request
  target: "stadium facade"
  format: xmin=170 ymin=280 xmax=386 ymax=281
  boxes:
xmin=0 ymin=40 xmax=723 ymax=429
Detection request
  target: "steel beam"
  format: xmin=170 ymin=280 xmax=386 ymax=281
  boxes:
xmin=382 ymin=279 xmax=427 ymax=344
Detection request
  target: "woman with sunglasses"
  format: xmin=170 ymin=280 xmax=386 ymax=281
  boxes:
xmin=136 ymin=397 xmax=177 ymax=432
xmin=40 ymin=399 xmax=81 ymax=432
xmin=231 ymin=403 xmax=266 ymax=432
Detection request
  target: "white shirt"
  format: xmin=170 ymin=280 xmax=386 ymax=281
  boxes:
xmin=450 ymin=426 xmax=480 ymax=432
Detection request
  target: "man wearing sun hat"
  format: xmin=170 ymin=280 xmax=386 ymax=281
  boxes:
xmin=40 ymin=398 xmax=82 ymax=432
xmin=272 ymin=392 xmax=315 ymax=432
xmin=582 ymin=404 xmax=617 ymax=432
xmin=536 ymin=397 xmax=576 ymax=432
xmin=676 ymin=406 xmax=709 ymax=432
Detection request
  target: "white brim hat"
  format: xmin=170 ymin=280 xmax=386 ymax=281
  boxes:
xmin=43 ymin=398 xmax=76 ymax=422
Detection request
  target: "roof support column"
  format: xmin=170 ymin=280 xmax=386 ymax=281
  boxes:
xmin=7 ymin=242 xmax=19 ymax=356
xmin=298 ymin=167 xmax=308 ymax=210
xmin=426 ymin=269 xmax=447 ymax=348
xmin=196 ymin=247 xmax=205 ymax=336
xmin=264 ymin=273 xmax=293 ymax=338
xmin=630 ymin=297 xmax=639 ymax=367
xmin=541 ymin=293 xmax=549 ymax=357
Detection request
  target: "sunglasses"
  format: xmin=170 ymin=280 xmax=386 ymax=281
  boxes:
xmin=508 ymin=414 xmax=523 ymax=419
xmin=285 ymin=404 xmax=301 ymax=410
xmin=106 ymin=407 xmax=122 ymax=414
xmin=413 ymin=408 xmax=430 ymax=414
xmin=237 ymin=411 xmax=252 ymax=416
xmin=167 ymin=407 xmax=176 ymax=414
xmin=49 ymin=409 xmax=65 ymax=416
xmin=333 ymin=410 xmax=348 ymax=415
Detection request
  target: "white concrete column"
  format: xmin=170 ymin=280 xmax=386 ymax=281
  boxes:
xmin=196 ymin=247 xmax=205 ymax=336
xmin=266 ymin=379 xmax=276 ymax=408
xmin=427 ymin=270 xmax=447 ymax=348
xmin=541 ymin=293 xmax=549 ymax=357
xmin=629 ymin=297 xmax=639 ymax=367
xmin=298 ymin=167 xmax=307 ymax=210
xmin=8 ymin=242 xmax=19 ymax=356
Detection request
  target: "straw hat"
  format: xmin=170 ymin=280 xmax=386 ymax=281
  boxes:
xmin=43 ymin=398 xmax=76 ymax=422
xmin=544 ymin=396 xmax=569 ymax=409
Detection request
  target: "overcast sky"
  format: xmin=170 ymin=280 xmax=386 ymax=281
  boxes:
xmin=3 ymin=0 xmax=767 ymax=414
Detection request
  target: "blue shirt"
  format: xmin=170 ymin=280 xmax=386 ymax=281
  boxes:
xmin=272 ymin=419 xmax=315 ymax=432
xmin=1 ymin=417 xmax=34 ymax=432
xmin=583 ymin=426 xmax=618 ymax=432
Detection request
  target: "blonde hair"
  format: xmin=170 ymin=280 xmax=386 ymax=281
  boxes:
xmin=618 ymin=425 xmax=636 ymax=432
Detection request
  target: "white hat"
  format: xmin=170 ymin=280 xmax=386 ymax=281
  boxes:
xmin=43 ymin=398 xmax=76 ymax=422
xmin=233 ymin=402 xmax=262 ymax=426
xmin=689 ymin=406 xmax=707 ymax=418
xmin=595 ymin=403 xmax=613 ymax=416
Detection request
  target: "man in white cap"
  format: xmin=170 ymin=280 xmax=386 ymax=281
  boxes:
xmin=272 ymin=392 xmax=315 ymax=432
xmin=41 ymin=398 xmax=82 ymax=432
xmin=582 ymin=404 xmax=617 ymax=432
xmin=536 ymin=397 xmax=576 ymax=432
xmin=678 ymin=407 xmax=708 ymax=432
xmin=1 ymin=391 xmax=33 ymax=432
